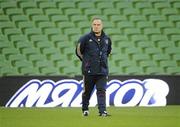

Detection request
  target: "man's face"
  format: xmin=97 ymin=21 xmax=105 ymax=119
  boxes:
xmin=91 ymin=19 xmax=103 ymax=34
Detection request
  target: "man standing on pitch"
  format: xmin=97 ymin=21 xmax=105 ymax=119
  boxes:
xmin=76 ymin=17 xmax=112 ymax=116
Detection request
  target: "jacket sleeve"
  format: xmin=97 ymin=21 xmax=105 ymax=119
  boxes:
xmin=75 ymin=36 xmax=86 ymax=61
xmin=107 ymin=37 xmax=112 ymax=56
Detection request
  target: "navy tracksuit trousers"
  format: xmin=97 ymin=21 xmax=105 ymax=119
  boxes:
xmin=82 ymin=75 xmax=107 ymax=113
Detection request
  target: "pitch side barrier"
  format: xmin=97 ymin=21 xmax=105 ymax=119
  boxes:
xmin=0 ymin=76 xmax=179 ymax=107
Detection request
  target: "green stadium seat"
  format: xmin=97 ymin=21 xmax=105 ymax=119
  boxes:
xmin=0 ymin=1 xmax=17 ymax=9
xmin=20 ymin=47 xmax=39 ymax=56
xmin=154 ymin=40 xmax=175 ymax=48
xmin=19 ymin=66 xmax=39 ymax=75
xmin=0 ymin=41 xmax=12 ymax=49
xmin=2 ymin=47 xmax=19 ymax=57
xmin=152 ymin=54 xmax=170 ymax=62
xmin=117 ymin=21 xmax=134 ymax=29
xmin=24 ymin=8 xmax=44 ymax=15
xmin=114 ymin=1 xmax=133 ymax=9
xmin=134 ymin=1 xmax=152 ymax=9
xmin=145 ymin=47 xmax=162 ymax=55
xmin=64 ymin=28 xmax=81 ymax=36
xmin=156 ymin=21 xmax=174 ymax=29
xmin=16 ymin=21 xmax=35 ymax=28
xmin=39 ymin=66 xmax=59 ymax=75
xmin=165 ymin=47 xmax=180 ymax=55
xmin=17 ymin=1 xmax=37 ymax=8
xmin=168 ymin=15 xmax=180 ymax=22
xmin=70 ymin=15 xmax=87 ymax=23
xmin=49 ymin=14 xmax=68 ymax=23
xmin=42 ymin=27 xmax=62 ymax=35
xmin=173 ymin=54 xmax=180 ymax=61
xmin=166 ymin=67 xmax=180 ymax=75
xmin=31 ymin=15 xmax=49 ymax=22
xmin=104 ymin=28 xmax=121 ymax=36
xmin=125 ymin=66 xmax=144 ymax=75
xmin=77 ymin=1 xmax=94 ymax=10
xmin=56 ymin=21 xmax=75 ymax=29
xmin=136 ymin=41 xmax=154 ymax=49
xmin=48 ymin=34 xmax=68 ymax=43
xmin=7 ymin=54 xmax=26 ymax=63
xmin=1 ymin=66 xmax=18 ymax=76
xmin=171 ymin=1 xmax=180 ymax=8
xmin=161 ymin=8 xmax=178 ymax=16
xmin=27 ymin=54 xmax=45 ymax=63
xmin=101 ymin=20 xmax=115 ymax=29
xmin=2 ymin=27 xmax=21 ymax=36
xmin=136 ymin=21 xmax=154 ymax=29
xmin=41 ymin=47 xmax=58 ymax=57
xmin=130 ymin=35 xmax=148 ymax=42
xmin=123 ymin=8 xmax=140 ymax=16
xmin=142 ymin=8 xmax=160 ymax=16
xmin=44 ymin=8 xmax=63 ymax=16
xmin=144 ymin=28 xmax=161 ymax=35
xmin=154 ymin=2 xmax=171 ymax=9
xmin=170 ymin=35 xmax=180 ymax=42
xmin=37 ymin=1 xmax=56 ymax=9
xmin=96 ymin=1 xmax=113 ymax=9
xmin=110 ymin=15 xmax=127 ymax=23
xmin=129 ymin=15 xmax=146 ymax=22
xmin=150 ymin=35 xmax=168 ymax=42
xmin=29 ymin=35 xmax=48 ymax=42
xmin=145 ymin=66 xmax=165 ymax=75
xmin=84 ymin=8 xmax=101 ymax=18
xmin=23 ymin=28 xmax=42 ymax=35
xmin=132 ymin=54 xmax=150 ymax=62
xmin=64 ymin=8 xmax=82 ymax=16
xmin=37 ymin=21 xmax=55 ymax=29
xmin=77 ymin=21 xmax=90 ymax=31
xmin=35 ymin=60 xmax=54 ymax=69
xmin=13 ymin=60 xmax=33 ymax=69
xmin=4 ymin=8 xmax=24 ymax=16
xmin=124 ymin=28 xmax=141 ymax=36
xmin=160 ymin=60 xmax=177 ymax=68
xmin=56 ymin=1 xmax=75 ymax=9
xmin=0 ymin=15 xmax=10 ymax=22
xmin=163 ymin=28 xmax=180 ymax=35
xmin=103 ymin=8 xmax=120 ymax=17
xmin=149 ymin=15 xmax=166 ymax=22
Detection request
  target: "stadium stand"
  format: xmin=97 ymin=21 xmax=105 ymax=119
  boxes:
xmin=0 ymin=0 xmax=179 ymax=76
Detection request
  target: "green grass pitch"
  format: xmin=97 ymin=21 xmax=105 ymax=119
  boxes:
xmin=0 ymin=106 xmax=180 ymax=127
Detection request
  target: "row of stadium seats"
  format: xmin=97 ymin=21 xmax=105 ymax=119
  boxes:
xmin=0 ymin=0 xmax=179 ymax=76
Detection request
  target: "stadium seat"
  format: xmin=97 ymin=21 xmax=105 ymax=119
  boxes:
xmin=84 ymin=8 xmax=101 ymax=18
xmin=110 ymin=15 xmax=127 ymax=23
xmin=123 ymin=8 xmax=140 ymax=16
xmin=96 ymin=1 xmax=114 ymax=9
xmin=145 ymin=66 xmax=165 ymax=75
xmin=166 ymin=67 xmax=180 ymax=75
xmin=142 ymin=8 xmax=160 ymax=16
xmin=161 ymin=8 xmax=178 ymax=16
xmin=77 ymin=1 xmax=95 ymax=10
xmin=56 ymin=1 xmax=75 ymax=9
xmin=160 ymin=60 xmax=177 ymax=68
xmin=17 ymin=1 xmax=37 ymax=8
xmin=103 ymin=8 xmax=120 ymax=17
xmin=43 ymin=8 xmax=63 ymax=17
xmin=64 ymin=8 xmax=82 ymax=16
xmin=125 ymin=66 xmax=144 ymax=75
xmin=37 ymin=1 xmax=56 ymax=9
xmin=24 ymin=8 xmax=44 ymax=15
